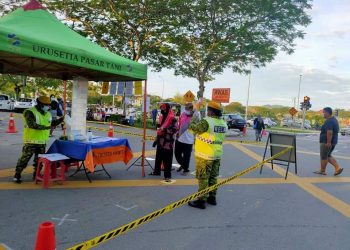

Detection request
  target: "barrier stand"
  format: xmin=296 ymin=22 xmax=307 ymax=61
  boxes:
xmin=66 ymin=147 xmax=291 ymax=250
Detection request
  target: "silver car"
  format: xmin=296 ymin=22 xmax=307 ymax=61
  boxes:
xmin=281 ymin=118 xmax=311 ymax=129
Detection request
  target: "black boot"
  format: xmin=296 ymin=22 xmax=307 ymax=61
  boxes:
xmin=188 ymin=199 xmax=206 ymax=209
xmin=207 ymin=196 xmax=217 ymax=205
xmin=13 ymin=173 xmax=22 ymax=184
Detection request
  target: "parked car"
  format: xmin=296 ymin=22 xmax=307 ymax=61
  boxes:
xmin=263 ymin=117 xmax=277 ymax=127
xmin=222 ymin=114 xmax=246 ymax=131
xmin=14 ymin=98 xmax=36 ymax=112
xmin=0 ymin=94 xmax=14 ymax=111
xmin=281 ymin=118 xmax=311 ymax=129
xmin=340 ymin=126 xmax=350 ymax=136
xmin=246 ymin=118 xmax=254 ymax=127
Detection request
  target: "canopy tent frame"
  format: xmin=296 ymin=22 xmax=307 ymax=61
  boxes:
xmin=0 ymin=0 xmax=149 ymax=177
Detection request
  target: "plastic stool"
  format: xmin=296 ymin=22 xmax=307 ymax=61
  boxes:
xmin=35 ymin=153 xmax=70 ymax=188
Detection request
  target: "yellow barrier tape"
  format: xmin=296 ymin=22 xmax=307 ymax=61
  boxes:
xmin=66 ymin=147 xmax=291 ymax=250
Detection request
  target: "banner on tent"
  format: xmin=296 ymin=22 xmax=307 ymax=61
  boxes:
xmin=134 ymin=81 xmax=142 ymax=95
xmin=102 ymin=82 xmax=109 ymax=94
xmin=125 ymin=81 xmax=134 ymax=96
xmin=109 ymin=82 xmax=117 ymax=95
xmin=142 ymin=96 xmax=151 ymax=112
xmin=117 ymin=82 xmax=125 ymax=95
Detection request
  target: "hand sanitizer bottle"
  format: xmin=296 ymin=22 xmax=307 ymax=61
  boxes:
xmin=87 ymin=129 xmax=93 ymax=141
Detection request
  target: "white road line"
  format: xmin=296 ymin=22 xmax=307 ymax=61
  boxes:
xmin=51 ymin=214 xmax=78 ymax=226
xmin=115 ymin=204 xmax=138 ymax=211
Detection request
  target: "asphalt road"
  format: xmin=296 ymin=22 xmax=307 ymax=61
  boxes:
xmin=0 ymin=112 xmax=350 ymax=250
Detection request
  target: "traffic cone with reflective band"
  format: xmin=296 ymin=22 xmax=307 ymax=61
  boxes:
xmin=242 ymin=125 xmax=247 ymax=136
xmin=34 ymin=221 xmax=56 ymax=250
xmin=6 ymin=113 xmax=17 ymax=133
xmin=107 ymin=122 xmax=114 ymax=137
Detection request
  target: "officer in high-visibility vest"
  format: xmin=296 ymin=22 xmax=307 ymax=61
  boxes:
xmin=13 ymin=96 xmax=64 ymax=183
xmin=188 ymin=101 xmax=228 ymax=209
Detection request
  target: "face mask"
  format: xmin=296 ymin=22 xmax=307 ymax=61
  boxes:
xmin=42 ymin=105 xmax=50 ymax=112
xmin=185 ymin=110 xmax=192 ymax=115
xmin=51 ymin=97 xmax=54 ymax=101
xmin=161 ymin=110 xmax=166 ymax=115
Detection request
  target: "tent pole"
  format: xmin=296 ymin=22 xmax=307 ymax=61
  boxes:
xmin=141 ymin=80 xmax=147 ymax=177
xmin=63 ymin=80 xmax=67 ymax=136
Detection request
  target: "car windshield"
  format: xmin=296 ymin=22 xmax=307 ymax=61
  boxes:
xmin=18 ymin=98 xmax=32 ymax=102
xmin=229 ymin=114 xmax=243 ymax=119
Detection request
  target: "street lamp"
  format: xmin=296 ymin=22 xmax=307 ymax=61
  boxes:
xmin=297 ymin=74 xmax=302 ymax=110
xmin=158 ymin=75 xmax=165 ymax=101
xmin=245 ymin=64 xmax=252 ymax=121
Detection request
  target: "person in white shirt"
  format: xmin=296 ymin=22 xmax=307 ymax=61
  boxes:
xmin=175 ymin=103 xmax=195 ymax=175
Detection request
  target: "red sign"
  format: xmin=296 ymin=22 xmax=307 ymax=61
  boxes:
xmin=212 ymin=88 xmax=230 ymax=103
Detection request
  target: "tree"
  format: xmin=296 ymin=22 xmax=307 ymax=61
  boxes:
xmin=45 ymin=0 xmax=177 ymax=71
xmin=171 ymin=0 xmax=312 ymax=98
xmin=224 ymin=102 xmax=245 ymax=114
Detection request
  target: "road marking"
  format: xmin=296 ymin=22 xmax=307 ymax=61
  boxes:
xmin=0 ymin=243 xmax=14 ymax=250
xmin=230 ymin=142 xmax=350 ymax=218
xmin=51 ymin=214 xmax=77 ymax=226
xmin=115 ymin=204 xmax=138 ymax=211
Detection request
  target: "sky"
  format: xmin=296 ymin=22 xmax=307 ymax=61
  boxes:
xmin=147 ymin=0 xmax=350 ymax=111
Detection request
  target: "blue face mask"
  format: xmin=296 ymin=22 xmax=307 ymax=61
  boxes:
xmin=185 ymin=110 xmax=192 ymax=115
xmin=42 ymin=105 xmax=50 ymax=112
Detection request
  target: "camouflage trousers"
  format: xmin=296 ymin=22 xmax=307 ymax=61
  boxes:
xmin=195 ymin=157 xmax=221 ymax=201
xmin=15 ymin=143 xmax=46 ymax=175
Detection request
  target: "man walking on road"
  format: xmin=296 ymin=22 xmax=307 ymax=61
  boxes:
xmin=313 ymin=107 xmax=343 ymax=176
xmin=188 ymin=101 xmax=227 ymax=209
xmin=13 ymin=96 xmax=64 ymax=183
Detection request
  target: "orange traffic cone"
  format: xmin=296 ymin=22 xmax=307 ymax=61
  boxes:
xmin=6 ymin=113 xmax=17 ymax=133
xmin=107 ymin=122 xmax=114 ymax=137
xmin=34 ymin=221 xmax=56 ymax=250
xmin=242 ymin=125 xmax=247 ymax=136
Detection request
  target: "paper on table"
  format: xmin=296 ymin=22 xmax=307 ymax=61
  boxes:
xmin=38 ymin=153 xmax=69 ymax=161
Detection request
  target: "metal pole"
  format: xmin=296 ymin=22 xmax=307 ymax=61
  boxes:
xmin=141 ymin=80 xmax=147 ymax=177
xmin=63 ymin=80 xmax=67 ymax=136
xmin=245 ymin=64 xmax=252 ymax=121
xmin=123 ymin=82 xmax=126 ymax=116
xmin=112 ymin=94 xmax=115 ymax=107
xmin=301 ymin=107 xmax=306 ymax=130
xmin=297 ymin=75 xmax=302 ymax=110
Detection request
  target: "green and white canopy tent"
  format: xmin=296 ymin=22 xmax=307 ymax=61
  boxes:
xmin=0 ymin=0 xmax=149 ymax=176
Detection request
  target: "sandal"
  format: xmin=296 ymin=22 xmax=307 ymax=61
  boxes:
xmin=334 ymin=168 xmax=343 ymax=176
xmin=313 ymin=170 xmax=327 ymax=175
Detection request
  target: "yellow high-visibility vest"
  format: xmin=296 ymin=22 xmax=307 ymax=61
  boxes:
xmin=23 ymin=107 xmax=51 ymax=144
xmin=194 ymin=117 xmax=227 ymax=160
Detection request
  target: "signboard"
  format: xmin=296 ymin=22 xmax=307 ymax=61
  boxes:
xmin=134 ymin=81 xmax=142 ymax=95
xmin=101 ymin=82 xmax=109 ymax=94
xmin=109 ymin=82 xmax=117 ymax=95
xmin=183 ymin=90 xmax=195 ymax=102
xmin=289 ymin=107 xmax=298 ymax=117
xmin=260 ymin=132 xmax=297 ymax=179
xmin=212 ymin=88 xmax=230 ymax=103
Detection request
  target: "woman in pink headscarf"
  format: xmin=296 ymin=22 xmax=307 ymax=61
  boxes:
xmin=150 ymin=103 xmax=178 ymax=182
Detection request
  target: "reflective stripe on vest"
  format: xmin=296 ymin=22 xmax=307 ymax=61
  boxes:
xmin=23 ymin=108 xmax=51 ymax=144
xmin=194 ymin=117 xmax=227 ymax=160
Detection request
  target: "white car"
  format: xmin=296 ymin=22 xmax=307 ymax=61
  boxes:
xmin=263 ymin=118 xmax=277 ymax=127
xmin=14 ymin=98 xmax=36 ymax=112
xmin=340 ymin=126 xmax=350 ymax=136
xmin=0 ymin=94 xmax=14 ymax=111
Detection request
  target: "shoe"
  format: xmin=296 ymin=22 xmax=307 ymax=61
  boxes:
xmin=207 ymin=196 xmax=217 ymax=205
xmin=164 ymin=178 xmax=172 ymax=182
xmin=334 ymin=168 xmax=343 ymax=176
xmin=181 ymin=170 xmax=190 ymax=176
xmin=188 ymin=199 xmax=206 ymax=209
xmin=313 ymin=170 xmax=326 ymax=175
xmin=176 ymin=167 xmax=183 ymax=172
xmin=149 ymin=172 xmax=160 ymax=176
xmin=13 ymin=173 xmax=22 ymax=184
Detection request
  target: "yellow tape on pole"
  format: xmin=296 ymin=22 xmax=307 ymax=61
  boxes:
xmin=66 ymin=147 xmax=291 ymax=250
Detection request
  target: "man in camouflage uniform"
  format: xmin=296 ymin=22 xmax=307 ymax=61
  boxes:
xmin=13 ymin=96 xmax=64 ymax=183
xmin=188 ymin=101 xmax=227 ymax=209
